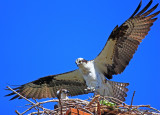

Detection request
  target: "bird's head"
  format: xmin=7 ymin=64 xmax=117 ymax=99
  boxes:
xmin=75 ymin=58 xmax=87 ymax=66
xmin=56 ymin=89 xmax=69 ymax=99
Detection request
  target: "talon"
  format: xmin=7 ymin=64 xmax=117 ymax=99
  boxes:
xmin=84 ymin=87 xmax=95 ymax=93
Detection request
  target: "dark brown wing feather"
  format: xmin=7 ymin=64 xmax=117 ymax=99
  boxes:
xmin=94 ymin=0 xmax=160 ymax=79
xmin=6 ymin=70 xmax=87 ymax=100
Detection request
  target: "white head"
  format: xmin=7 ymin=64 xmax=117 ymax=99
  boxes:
xmin=75 ymin=58 xmax=87 ymax=66
xmin=56 ymin=89 xmax=69 ymax=99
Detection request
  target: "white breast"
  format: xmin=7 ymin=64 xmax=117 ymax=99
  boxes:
xmin=77 ymin=60 xmax=117 ymax=97
xmin=78 ymin=60 xmax=103 ymax=88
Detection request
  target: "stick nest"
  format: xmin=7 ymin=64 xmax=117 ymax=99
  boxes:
xmin=6 ymin=86 xmax=160 ymax=115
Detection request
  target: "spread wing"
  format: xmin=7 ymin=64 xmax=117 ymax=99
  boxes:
xmin=6 ymin=70 xmax=87 ymax=100
xmin=94 ymin=0 xmax=160 ymax=79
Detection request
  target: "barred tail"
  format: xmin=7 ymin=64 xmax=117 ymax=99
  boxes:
xmin=107 ymin=80 xmax=129 ymax=102
xmin=96 ymin=80 xmax=129 ymax=103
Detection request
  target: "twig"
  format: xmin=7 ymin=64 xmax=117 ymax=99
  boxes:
xmin=86 ymin=95 xmax=100 ymax=107
xmin=59 ymin=89 xmax=63 ymax=115
xmin=78 ymin=108 xmax=94 ymax=115
xmin=21 ymin=105 xmax=37 ymax=115
xmin=117 ymin=104 xmax=151 ymax=109
xmin=149 ymin=106 xmax=160 ymax=113
xmin=33 ymin=98 xmax=38 ymax=103
xmin=130 ymin=91 xmax=136 ymax=108
xmin=39 ymin=99 xmax=59 ymax=104
xmin=15 ymin=110 xmax=21 ymax=115
xmin=28 ymin=111 xmax=44 ymax=115
xmin=97 ymin=101 xmax=101 ymax=115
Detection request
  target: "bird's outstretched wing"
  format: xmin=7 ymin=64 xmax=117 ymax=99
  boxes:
xmin=94 ymin=0 xmax=160 ymax=79
xmin=6 ymin=70 xmax=87 ymax=100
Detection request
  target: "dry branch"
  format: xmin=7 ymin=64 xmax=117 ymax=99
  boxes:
xmin=6 ymin=86 xmax=160 ymax=115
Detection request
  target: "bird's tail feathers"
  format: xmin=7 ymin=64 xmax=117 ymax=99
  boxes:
xmin=105 ymin=80 xmax=129 ymax=102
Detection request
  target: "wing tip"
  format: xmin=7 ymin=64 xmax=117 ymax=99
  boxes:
xmin=129 ymin=0 xmax=142 ymax=18
xmin=130 ymin=0 xmax=160 ymax=18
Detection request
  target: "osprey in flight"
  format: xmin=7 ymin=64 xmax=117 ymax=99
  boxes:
xmin=6 ymin=0 xmax=160 ymax=102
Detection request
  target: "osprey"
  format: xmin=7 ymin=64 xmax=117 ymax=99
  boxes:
xmin=6 ymin=0 xmax=160 ymax=102
xmin=54 ymin=89 xmax=69 ymax=109
xmin=56 ymin=89 xmax=69 ymax=100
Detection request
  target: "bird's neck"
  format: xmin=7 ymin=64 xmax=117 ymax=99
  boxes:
xmin=61 ymin=94 xmax=68 ymax=99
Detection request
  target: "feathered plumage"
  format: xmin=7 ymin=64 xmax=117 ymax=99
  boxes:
xmin=6 ymin=0 xmax=159 ymax=102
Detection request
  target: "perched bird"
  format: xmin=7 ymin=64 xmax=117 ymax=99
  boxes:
xmin=6 ymin=0 xmax=160 ymax=102
xmin=54 ymin=89 xmax=69 ymax=109
xmin=56 ymin=89 xmax=69 ymax=100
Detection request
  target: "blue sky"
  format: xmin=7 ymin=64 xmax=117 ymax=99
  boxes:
xmin=1 ymin=0 xmax=160 ymax=114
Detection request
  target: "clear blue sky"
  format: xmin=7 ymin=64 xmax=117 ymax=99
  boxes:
xmin=1 ymin=0 xmax=160 ymax=114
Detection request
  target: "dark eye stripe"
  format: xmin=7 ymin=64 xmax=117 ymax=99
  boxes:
xmin=82 ymin=60 xmax=87 ymax=63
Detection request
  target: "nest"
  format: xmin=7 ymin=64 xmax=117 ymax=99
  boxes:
xmin=7 ymin=86 xmax=160 ymax=115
